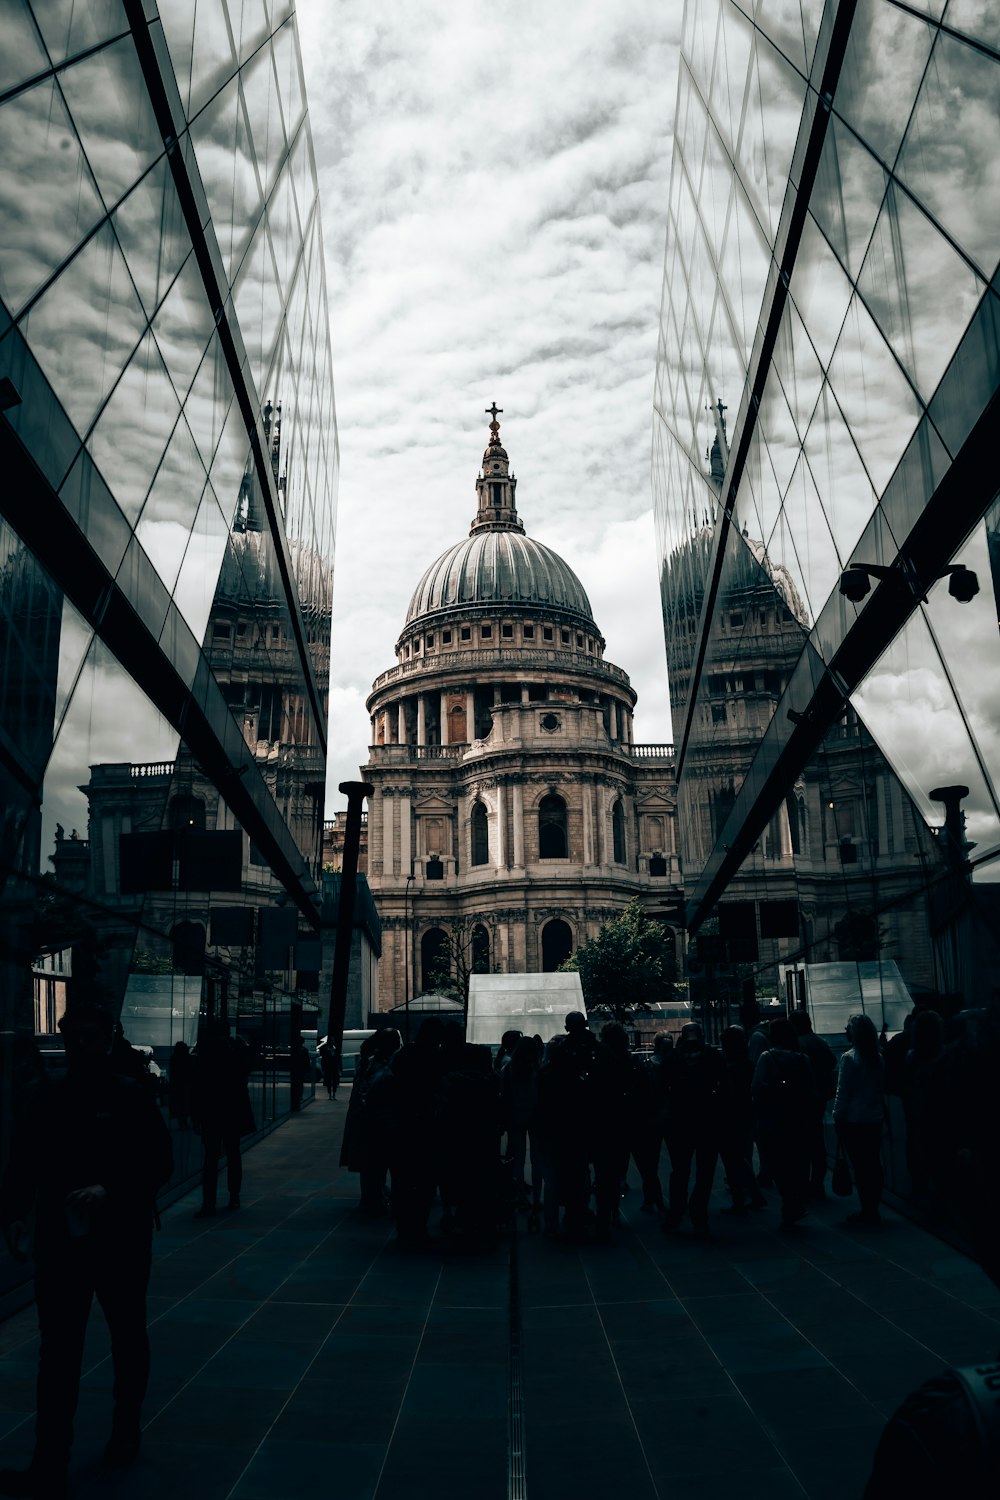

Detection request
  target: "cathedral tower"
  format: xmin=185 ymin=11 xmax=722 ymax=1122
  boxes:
xmin=363 ymin=409 xmax=679 ymax=1012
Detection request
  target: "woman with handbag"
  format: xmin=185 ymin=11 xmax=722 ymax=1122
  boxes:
xmin=833 ymin=1013 xmax=885 ymax=1227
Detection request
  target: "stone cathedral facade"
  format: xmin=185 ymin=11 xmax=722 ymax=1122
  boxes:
xmin=363 ymin=410 xmax=680 ymax=1013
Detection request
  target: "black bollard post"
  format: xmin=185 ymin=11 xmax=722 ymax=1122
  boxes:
xmin=326 ymin=781 xmax=374 ymax=1060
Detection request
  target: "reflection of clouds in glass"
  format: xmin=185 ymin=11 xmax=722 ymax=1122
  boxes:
xmin=0 ymin=77 xmax=104 ymax=317
xmin=88 ymin=331 xmax=180 ymax=523
xmin=858 ymin=183 xmax=983 ymax=404
xmin=827 ymin=292 xmax=922 ymax=495
xmin=136 ymin=414 xmax=206 ymax=592
xmin=21 ymin=221 xmax=146 ymax=438
xmin=172 ymin=484 xmax=231 ymax=642
xmin=897 ymin=30 xmax=1000 ymax=281
xmin=59 ymin=37 xmax=162 ymax=210
xmin=835 ymin=0 xmax=934 ymax=168
xmin=802 ymin=383 xmax=877 ymax=563
xmin=113 ymin=154 xmax=191 ymax=319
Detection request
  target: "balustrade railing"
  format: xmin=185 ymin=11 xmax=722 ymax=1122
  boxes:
xmin=370 ymin=646 xmax=632 ymax=692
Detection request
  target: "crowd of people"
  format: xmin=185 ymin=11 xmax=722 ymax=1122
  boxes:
xmin=336 ymin=1007 xmax=899 ymax=1246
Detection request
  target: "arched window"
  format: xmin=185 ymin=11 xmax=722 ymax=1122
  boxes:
xmin=471 ymin=924 xmax=490 ymax=974
xmin=612 ymin=799 xmax=625 ymax=864
xmin=541 ymin=919 xmax=573 ymax=972
xmin=538 ymin=794 xmax=568 ymax=859
xmin=471 ymin=801 xmax=489 ymax=866
xmin=421 ymin=927 xmax=449 ymax=992
xmin=171 ymin=921 xmax=205 ymax=976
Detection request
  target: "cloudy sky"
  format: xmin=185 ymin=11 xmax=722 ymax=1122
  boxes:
xmin=296 ymin=1 xmax=683 ymax=804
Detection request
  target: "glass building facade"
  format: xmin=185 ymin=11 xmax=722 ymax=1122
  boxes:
xmin=0 ymin=0 xmax=337 ymax=1237
xmin=654 ymin=0 xmax=1000 ymax=1069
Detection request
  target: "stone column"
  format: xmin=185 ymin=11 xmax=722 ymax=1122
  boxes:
xmin=594 ymin=783 xmax=605 ymax=866
xmin=495 ymin=781 xmax=506 ymax=868
xmin=610 ymin=701 xmax=619 ymax=740
xmin=493 ymin=686 xmax=502 ymax=705
xmin=382 ymin=792 xmax=395 ymax=876
xmin=466 ymin=690 xmax=476 ymax=742
xmin=520 ymin=684 xmax=530 ymax=704
xmin=512 ymin=780 xmax=525 ymax=868
xmin=440 ymin=691 xmax=449 ymax=745
xmin=397 ymin=701 xmax=406 ymax=745
xmin=417 ymin=694 xmax=427 ymax=746
xmin=582 ymin=781 xmax=593 ymax=865
xmin=399 ymin=795 xmax=411 ymax=876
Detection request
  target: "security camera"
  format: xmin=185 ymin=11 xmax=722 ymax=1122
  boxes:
xmin=838 ymin=567 xmax=872 ymax=603
xmin=947 ymin=566 xmax=979 ymax=602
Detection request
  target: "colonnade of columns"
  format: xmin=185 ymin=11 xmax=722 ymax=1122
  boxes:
xmin=373 ymin=689 xmax=635 ymax=747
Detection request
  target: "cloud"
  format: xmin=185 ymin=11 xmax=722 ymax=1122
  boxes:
xmin=295 ymin=1 xmax=682 ymax=804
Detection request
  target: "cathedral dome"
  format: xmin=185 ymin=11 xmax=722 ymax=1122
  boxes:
xmin=405 ymin=530 xmax=595 ymax=627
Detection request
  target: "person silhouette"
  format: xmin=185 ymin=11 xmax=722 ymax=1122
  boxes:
xmin=0 ymin=1003 xmax=173 ymax=1499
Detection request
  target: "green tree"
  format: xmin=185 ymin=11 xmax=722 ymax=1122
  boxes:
xmin=561 ymin=900 xmax=677 ymax=1022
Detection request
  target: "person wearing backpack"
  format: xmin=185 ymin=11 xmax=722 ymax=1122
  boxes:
xmin=751 ymin=1016 xmax=813 ymax=1229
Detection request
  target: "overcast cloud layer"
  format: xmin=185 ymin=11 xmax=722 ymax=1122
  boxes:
xmin=296 ymin=1 xmax=682 ymax=805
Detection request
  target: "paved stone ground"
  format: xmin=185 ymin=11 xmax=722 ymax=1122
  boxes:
xmin=2 ymin=1096 xmax=999 ymax=1500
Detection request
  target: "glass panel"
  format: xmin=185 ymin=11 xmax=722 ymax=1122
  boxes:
xmin=772 ymin=295 xmax=823 ymax=437
xmin=0 ymin=77 xmax=105 ymax=318
xmin=88 ymin=329 xmax=181 ymax=523
xmin=834 ymin=0 xmax=935 ymax=169
xmin=788 ymin=212 xmax=854 ymax=368
xmin=151 ymin=250 xmax=216 ymax=403
xmin=58 ymin=36 xmax=163 ymax=210
xmin=189 ymin=0 xmax=238 ymax=119
xmin=266 ymin=156 xmax=299 ymax=298
xmin=780 ymin=449 xmax=843 ymax=619
xmin=41 ymin=632 xmax=181 ymax=861
xmin=827 ymin=291 xmax=923 ymax=495
xmin=113 ymin=154 xmax=192 ymax=319
xmin=919 ymin=520 xmax=1000 ymax=842
xmin=184 ymin=333 xmax=236 ymax=472
xmin=271 ymin=14 xmax=304 ymax=142
xmin=757 ymin=374 xmax=800 ymax=497
xmin=852 ymin=606 xmax=1000 ymax=857
xmin=157 ymin=0 xmax=197 ymax=115
xmin=858 ymin=181 xmax=983 ymax=404
xmin=927 ymin=287 xmax=1000 ymax=460
xmin=802 ymin=382 xmax=878 ymax=563
xmin=896 ymin=29 xmax=1000 ymax=282
xmin=721 ymin=176 xmax=772 ymax=364
xmin=234 ymin=0 xmax=269 ymax=60
xmin=136 ymin=413 xmax=206 ymax=592
xmin=755 ymin=0 xmax=807 ymax=76
xmin=20 ymin=220 xmax=147 ymax=438
xmin=944 ymin=0 xmax=1000 ymax=49
xmin=29 ymin=0 xmax=128 ymax=65
xmin=172 ymin=480 xmax=231 ymax=641
xmin=51 ymin=598 xmax=95 ymax=741
xmin=233 ymin=213 xmax=282 ymax=401
xmin=810 ymin=113 xmax=887 ymax=281
xmin=241 ymin=41 xmax=283 ymax=203
xmin=0 ymin=3 xmax=48 ymax=94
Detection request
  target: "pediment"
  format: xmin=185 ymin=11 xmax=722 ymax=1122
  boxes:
xmin=635 ymin=791 xmax=676 ymax=813
xmin=415 ymin=794 xmax=455 ymax=816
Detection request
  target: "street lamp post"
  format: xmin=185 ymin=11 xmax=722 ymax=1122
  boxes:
xmin=326 ymin=781 xmax=373 ymax=1061
xmin=403 ymin=871 xmax=415 ymax=1043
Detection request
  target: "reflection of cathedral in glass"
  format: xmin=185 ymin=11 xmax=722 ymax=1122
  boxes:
xmin=0 ymin=5 xmax=337 ymax=1089
xmin=654 ymin=0 xmax=1000 ymax=1044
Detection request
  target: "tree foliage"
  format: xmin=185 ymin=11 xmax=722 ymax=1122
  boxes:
xmin=561 ymin=900 xmax=677 ymax=1022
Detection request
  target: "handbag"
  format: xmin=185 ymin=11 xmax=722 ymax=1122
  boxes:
xmin=832 ymin=1142 xmax=852 ymax=1197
